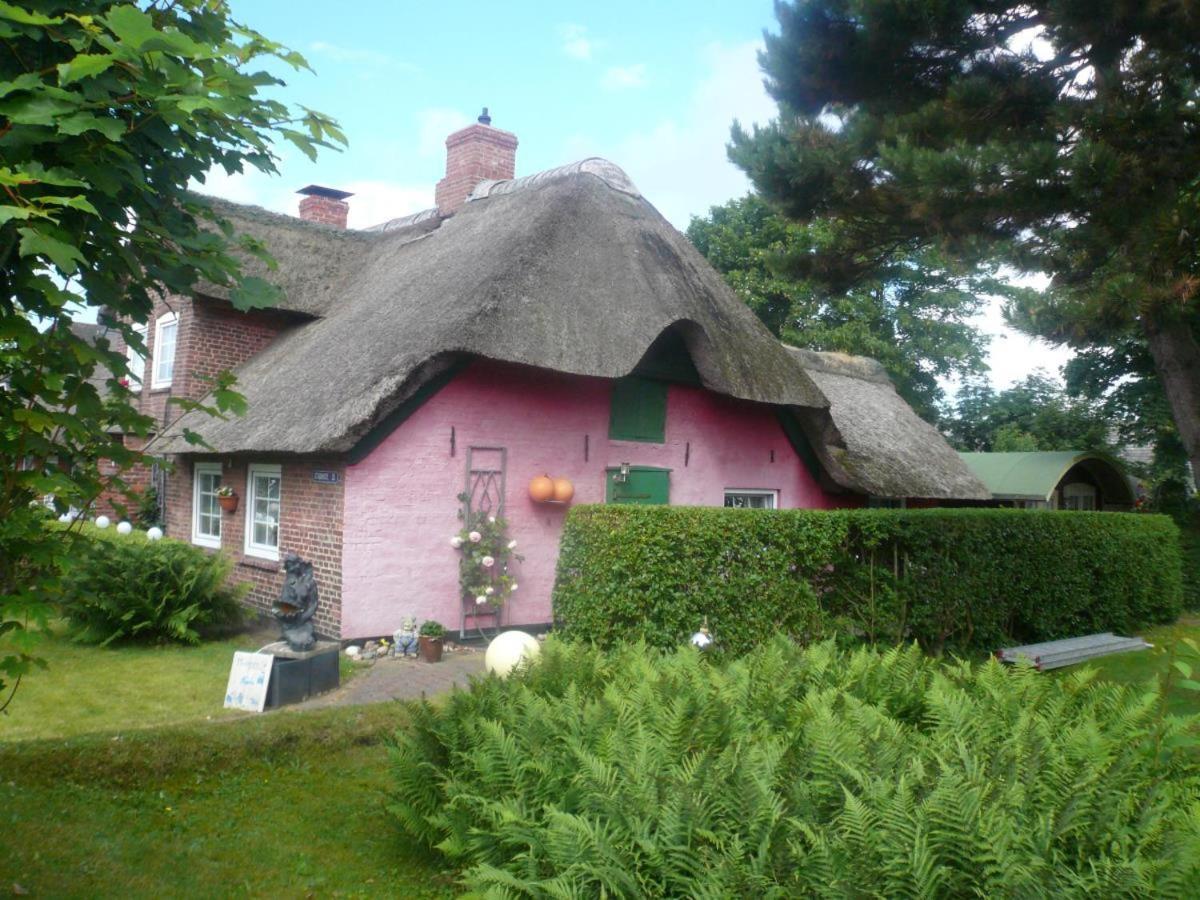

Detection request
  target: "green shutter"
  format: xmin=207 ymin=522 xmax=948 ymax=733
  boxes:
xmin=609 ymin=376 xmax=667 ymax=443
xmin=606 ymin=467 xmax=670 ymax=505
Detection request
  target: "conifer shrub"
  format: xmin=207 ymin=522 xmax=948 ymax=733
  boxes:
xmin=389 ymin=638 xmax=1200 ymax=897
xmin=60 ymin=525 xmax=246 ymax=645
xmin=553 ymin=506 xmax=1183 ymax=654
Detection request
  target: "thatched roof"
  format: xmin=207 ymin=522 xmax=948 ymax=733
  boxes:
xmin=154 ymin=159 xmax=828 ymax=455
xmin=786 ymin=347 xmax=991 ymax=500
xmin=68 ymin=321 xmax=116 ymax=399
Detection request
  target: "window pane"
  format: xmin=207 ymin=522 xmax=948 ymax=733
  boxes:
xmin=251 ymin=473 xmax=280 ymax=549
xmin=195 ymin=470 xmax=221 ymax=539
xmin=724 ymin=492 xmax=774 ymax=509
xmin=155 ymin=320 xmax=177 ymax=383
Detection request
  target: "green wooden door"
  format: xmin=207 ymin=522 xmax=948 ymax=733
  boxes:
xmin=606 ymin=467 xmax=670 ymax=505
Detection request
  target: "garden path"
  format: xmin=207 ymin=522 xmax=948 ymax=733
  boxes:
xmin=299 ymin=649 xmax=485 ymax=708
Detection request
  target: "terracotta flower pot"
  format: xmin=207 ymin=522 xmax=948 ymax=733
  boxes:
xmin=419 ymin=635 xmax=444 ymax=663
xmin=217 ymin=494 xmax=239 ymax=513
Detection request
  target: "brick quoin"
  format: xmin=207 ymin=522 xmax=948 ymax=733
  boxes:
xmin=435 ymin=110 xmax=518 ymax=215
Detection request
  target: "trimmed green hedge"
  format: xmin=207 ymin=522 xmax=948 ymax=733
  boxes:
xmin=553 ymin=506 xmax=1183 ymax=654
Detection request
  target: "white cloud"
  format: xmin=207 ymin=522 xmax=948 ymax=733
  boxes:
xmin=417 ymin=107 xmax=471 ymax=158
xmin=569 ymin=41 xmax=772 ymax=228
xmin=559 ymin=24 xmax=594 ymax=61
xmin=343 ymin=180 xmax=434 ymax=230
xmin=601 ymin=63 xmax=647 ymax=90
xmin=308 ymin=41 xmax=420 ymax=73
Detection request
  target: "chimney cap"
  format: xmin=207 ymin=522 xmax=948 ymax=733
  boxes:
xmin=297 ymin=184 xmax=354 ymax=201
xmin=477 ymin=107 xmax=491 ymax=125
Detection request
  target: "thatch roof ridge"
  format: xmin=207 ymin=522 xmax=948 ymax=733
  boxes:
xmin=785 ymin=345 xmax=990 ymax=500
xmin=152 ymin=165 xmax=829 ymax=455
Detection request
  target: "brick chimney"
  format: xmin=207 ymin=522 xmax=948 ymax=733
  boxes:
xmin=435 ymin=107 xmax=518 ymax=216
xmin=297 ymin=185 xmax=352 ymax=228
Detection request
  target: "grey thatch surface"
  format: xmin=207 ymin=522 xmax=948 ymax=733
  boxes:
xmin=786 ymin=347 xmax=991 ymax=500
xmin=69 ymin=321 xmax=115 ymax=399
xmin=155 ymin=161 xmax=828 ymax=454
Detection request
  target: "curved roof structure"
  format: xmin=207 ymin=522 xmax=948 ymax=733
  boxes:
xmin=155 ymin=160 xmax=827 ymax=455
xmin=958 ymin=451 xmax=1135 ymax=505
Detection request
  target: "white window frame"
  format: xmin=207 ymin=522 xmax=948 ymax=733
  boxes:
xmin=723 ymin=489 xmax=778 ymax=510
xmin=191 ymin=462 xmax=222 ymax=549
xmin=126 ymin=323 xmax=147 ymax=393
xmin=151 ymin=312 xmax=178 ymax=389
xmin=244 ymin=463 xmax=282 ymax=560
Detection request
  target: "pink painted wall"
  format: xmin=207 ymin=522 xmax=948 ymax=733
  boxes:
xmin=340 ymin=359 xmax=837 ymax=639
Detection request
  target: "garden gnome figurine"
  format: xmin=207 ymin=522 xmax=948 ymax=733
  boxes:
xmin=273 ymin=553 xmax=320 ymax=651
xmin=393 ymin=616 xmax=419 ymax=658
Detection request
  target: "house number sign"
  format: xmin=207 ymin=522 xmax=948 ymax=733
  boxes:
xmin=312 ymin=470 xmax=341 ymax=484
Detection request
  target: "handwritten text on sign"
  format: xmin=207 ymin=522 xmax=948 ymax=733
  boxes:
xmin=224 ymin=651 xmax=274 ymax=712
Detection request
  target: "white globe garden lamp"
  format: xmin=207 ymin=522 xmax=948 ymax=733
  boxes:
xmin=485 ymin=630 xmax=541 ymax=678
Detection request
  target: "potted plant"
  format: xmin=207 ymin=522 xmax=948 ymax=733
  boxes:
xmin=418 ymin=620 xmax=446 ymax=663
xmin=216 ymin=485 xmax=238 ymax=513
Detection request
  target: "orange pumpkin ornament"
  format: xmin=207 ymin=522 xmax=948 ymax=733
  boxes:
xmin=528 ymin=474 xmax=555 ymax=503
xmin=552 ymin=477 xmax=575 ymax=504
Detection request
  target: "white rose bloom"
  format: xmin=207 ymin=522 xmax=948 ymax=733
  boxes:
xmin=507 ymin=539 xmax=517 ymax=550
xmin=475 ymin=595 xmax=488 ymax=605
xmin=485 ymin=586 xmax=495 ymax=596
xmin=488 ymin=515 xmax=496 ymax=524
xmin=511 ymin=583 xmax=518 ymax=592
xmin=450 ymin=536 xmax=463 ymax=548
xmin=481 ymin=555 xmax=495 ymax=568
xmin=469 ymin=531 xmax=482 ymax=542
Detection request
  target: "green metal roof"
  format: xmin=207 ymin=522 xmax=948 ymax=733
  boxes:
xmin=957 ymin=451 xmax=1128 ymax=501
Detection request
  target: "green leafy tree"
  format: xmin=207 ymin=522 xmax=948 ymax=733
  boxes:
xmin=0 ymin=0 xmax=344 ymax=711
xmin=730 ymin=0 xmax=1200 ymax=483
xmin=942 ymin=372 xmax=1114 ymax=453
xmin=687 ymin=194 xmax=1015 ymax=420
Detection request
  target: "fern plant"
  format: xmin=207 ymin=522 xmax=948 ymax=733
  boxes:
xmin=389 ymin=637 xmax=1200 ymax=897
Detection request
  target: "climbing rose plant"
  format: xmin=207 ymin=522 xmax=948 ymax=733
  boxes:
xmin=451 ymin=513 xmax=522 ymax=608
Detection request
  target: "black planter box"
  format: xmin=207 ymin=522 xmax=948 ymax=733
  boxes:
xmin=263 ymin=642 xmax=339 ymax=709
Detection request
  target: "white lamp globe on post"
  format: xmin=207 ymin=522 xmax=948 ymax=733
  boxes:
xmin=485 ymin=631 xmax=541 ymax=678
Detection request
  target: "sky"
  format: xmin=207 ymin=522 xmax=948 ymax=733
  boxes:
xmin=201 ymin=0 xmax=1071 ymax=391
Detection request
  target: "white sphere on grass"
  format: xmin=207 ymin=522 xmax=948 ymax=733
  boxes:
xmin=94 ymin=515 xmax=110 ymax=529
xmin=146 ymin=527 xmax=164 ymax=541
xmin=116 ymin=521 xmax=133 ymax=535
xmin=485 ymin=630 xmax=541 ymax=678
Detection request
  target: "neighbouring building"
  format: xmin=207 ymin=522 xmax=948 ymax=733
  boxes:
xmin=100 ymin=111 xmax=990 ymax=640
xmin=957 ymin=451 xmax=1136 ymax=511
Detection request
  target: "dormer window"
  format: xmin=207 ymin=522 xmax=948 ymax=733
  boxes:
xmin=152 ymin=312 xmax=178 ymax=389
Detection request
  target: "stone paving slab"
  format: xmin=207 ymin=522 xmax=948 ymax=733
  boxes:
xmin=299 ymin=650 xmax=486 ymax=709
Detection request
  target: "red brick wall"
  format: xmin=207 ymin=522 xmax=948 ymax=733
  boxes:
xmin=165 ymin=455 xmax=345 ymax=639
xmin=98 ymin=294 xmax=293 ymax=520
xmin=435 ymin=122 xmax=518 ymax=215
xmin=298 ymin=195 xmax=348 ymax=228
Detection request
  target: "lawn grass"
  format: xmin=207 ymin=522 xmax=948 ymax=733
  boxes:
xmin=0 ymin=703 xmax=455 ymax=898
xmin=1062 ymin=615 xmax=1200 ymax=717
xmin=0 ymin=622 xmax=360 ymax=742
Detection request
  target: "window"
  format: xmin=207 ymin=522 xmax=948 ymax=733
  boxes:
xmin=192 ymin=462 xmax=222 ymax=548
xmin=245 ymin=464 xmax=281 ymax=559
xmin=609 ymin=376 xmax=667 ymax=443
xmin=724 ymin=490 xmax=777 ymax=510
xmin=1062 ymin=482 xmax=1097 ymax=511
xmin=152 ymin=312 xmax=178 ymax=388
xmin=126 ymin=323 xmax=147 ymax=393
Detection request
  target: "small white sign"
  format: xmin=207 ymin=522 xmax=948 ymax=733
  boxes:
xmin=224 ymin=651 xmax=274 ymax=712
